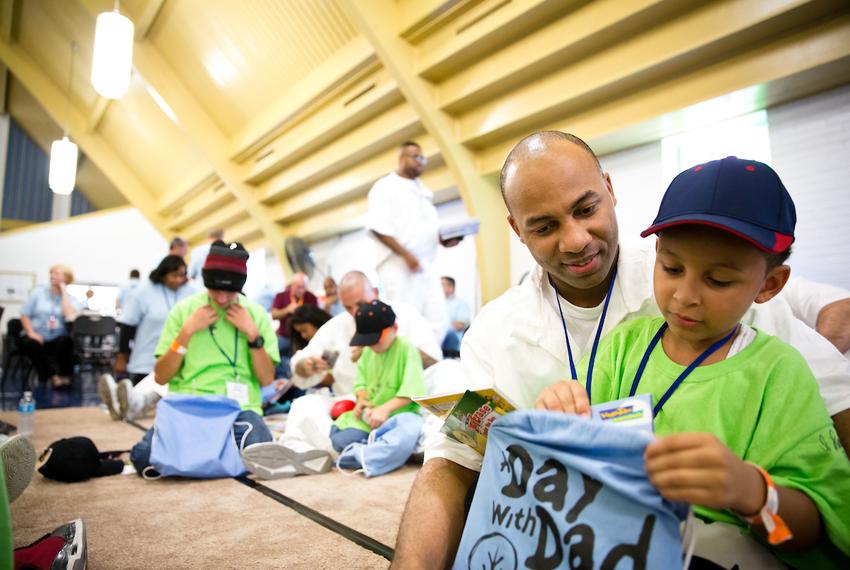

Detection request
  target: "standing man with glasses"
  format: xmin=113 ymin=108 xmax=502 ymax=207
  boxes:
xmin=366 ymin=141 xmax=458 ymax=340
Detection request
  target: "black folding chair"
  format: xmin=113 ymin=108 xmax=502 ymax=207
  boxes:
xmin=0 ymin=318 xmax=37 ymax=409
xmin=71 ymin=314 xmax=118 ymax=378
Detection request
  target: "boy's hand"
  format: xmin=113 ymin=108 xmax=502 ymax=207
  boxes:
xmin=182 ymin=305 xmax=218 ymax=336
xmin=353 ymin=400 xmax=369 ymax=420
xmin=645 ymin=433 xmax=766 ymax=514
xmin=226 ymin=304 xmax=260 ymax=341
xmin=368 ymin=405 xmax=391 ymax=429
xmin=534 ymin=380 xmax=591 ymax=417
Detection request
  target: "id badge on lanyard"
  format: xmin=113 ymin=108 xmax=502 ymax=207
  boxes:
xmin=226 ymin=376 xmax=249 ymax=407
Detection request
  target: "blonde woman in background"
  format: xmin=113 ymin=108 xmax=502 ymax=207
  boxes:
xmin=19 ymin=265 xmax=83 ymax=390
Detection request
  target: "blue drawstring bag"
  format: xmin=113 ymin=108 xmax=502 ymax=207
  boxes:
xmin=336 ymin=412 xmax=422 ymax=478
xmin=145 ymin=394 xmax=247 ymax=479
xmin=454 ymin=410 xmax=688 ymax=570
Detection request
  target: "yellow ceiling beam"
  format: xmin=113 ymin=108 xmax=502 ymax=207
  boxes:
xmin=0 ymin=35 xmax=169 ymax=236
xmin=459 ymin=0 xmax=830 ymax=149
xmin=397 ymin=0 xmax=484 ymax=44
xmin=345 ymin=0 xmax=511 ymax=303
xmin=245 ymin=69 xmax=403 ymax=185
xmin=269 ymin=137 xmax=441 ymax=224
xmin=133 ymin=0 xmax=165 ymax=40
xmin=230 ymin=34 xmax=378 ymax=162
xmin=259 ymin=102 xmax=422 ymax=204
xmin=438 ymin=0 xmax=679 ymax=114
xmin=180 ymin=206 xmax=248 ymax=244
xmin=478 ymin=12 xmax=850 ymax=174
xmin=416 ymin=0 xmax=579 ymax=81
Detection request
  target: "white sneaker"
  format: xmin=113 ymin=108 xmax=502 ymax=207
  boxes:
xmin=241 ymin=442 xmax=333 ymax=480
xmin=116 ymin=379 xmax=133 ymax=420
xmin=97 ymin=374 xmax=121 ymax=421
xmin=0 ymin=434 xmax=36 ymax=502
xmin=122 ymin=382 xmax=160 ymax=421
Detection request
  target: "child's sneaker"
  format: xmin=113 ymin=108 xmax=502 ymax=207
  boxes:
xmin=120 ymin=380 xmax=160 ymax=421
xmin=97 ymin=374 xmax=121 ymax=420
xmin=0 ymin=433 xmax=36 ymax=502
xmin=14 ymin=518 xmax=87 ymax=570
xmin=241 ymin=442 xmax=333 ymax=479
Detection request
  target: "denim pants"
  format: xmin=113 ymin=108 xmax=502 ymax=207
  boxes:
xmin=130 ymin=410 xmax=273 ymax=474
xmin=329 ymin=426 xmax=369 ymax=452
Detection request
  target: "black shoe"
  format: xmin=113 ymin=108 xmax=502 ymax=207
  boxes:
xmin=14 ymin=518 xmax=87 ymax=570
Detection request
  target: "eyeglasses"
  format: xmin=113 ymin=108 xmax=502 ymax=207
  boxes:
xmin=405 ymin=154 xmax=427 ymax=166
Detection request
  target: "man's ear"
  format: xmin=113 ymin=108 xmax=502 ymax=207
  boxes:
xmin=507 ymin=215 xmax=524 ymax=243
xmin=603 ymin=172 xmax=616 ymax=207
xmin=755 ymin=265 xmax=791 ymax=304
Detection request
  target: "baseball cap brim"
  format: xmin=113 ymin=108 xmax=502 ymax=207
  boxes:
xmin=640 ymin=213 xmax=794 ymax=254
xmin=350 ymin=331 xmax=382 ymax=347
xmin=95 ymin=458 xmax=125 ymax=477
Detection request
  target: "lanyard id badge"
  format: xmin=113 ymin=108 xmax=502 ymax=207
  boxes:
xmin=226 ymin=378 xmax=249 ymax=407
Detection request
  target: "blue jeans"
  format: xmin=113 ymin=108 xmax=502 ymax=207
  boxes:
xmin=130 ymin=410 xmax=273 ymax=475
xmin=330 ymin=426 xmax=369 ymax=452
xmin=276 ymin=336 xmax=292 ymax=378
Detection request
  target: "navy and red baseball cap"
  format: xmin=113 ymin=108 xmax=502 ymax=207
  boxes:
xmin=350 ymin=300 xmax=396 ymax=346
xmin=641 ymin=157 xmax=795 ymax=253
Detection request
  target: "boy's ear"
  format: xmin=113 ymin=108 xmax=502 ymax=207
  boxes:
xmin=755 ymin=264 xmax=791 ymax=304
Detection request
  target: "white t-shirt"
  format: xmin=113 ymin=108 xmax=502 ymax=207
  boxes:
xmin=290 ymin=299 xmax=441 ymax=395
xmin=366 ymin=172 xmax=439 ymax=268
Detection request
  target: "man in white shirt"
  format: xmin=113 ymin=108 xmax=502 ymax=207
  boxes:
xmin=290 ymin=270 xmax=442 ymax=395
xmin=366 ymin=141 xmax=460 ymax=342
xmin=392 ymin=131 xmax=850 ymax=568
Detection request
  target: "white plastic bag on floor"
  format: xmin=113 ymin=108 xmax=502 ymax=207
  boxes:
xmin=279 ymin=391 xmax=338 ymax=454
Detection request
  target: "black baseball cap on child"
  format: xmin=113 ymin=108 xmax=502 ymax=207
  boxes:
xmin=350 ymin=300 xmax=396 ymax=346
xmin=641 ymin=156 xmax=795 ymax=253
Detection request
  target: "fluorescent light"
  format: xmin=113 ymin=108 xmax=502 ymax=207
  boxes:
xmin=91 ymin=11 xmax=134 ymax=99
xmin=49 ymin=136 xmax=78 ymax=195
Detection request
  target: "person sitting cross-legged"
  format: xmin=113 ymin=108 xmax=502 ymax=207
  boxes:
xmin=129 ymin=241 xmax=280 ymax=476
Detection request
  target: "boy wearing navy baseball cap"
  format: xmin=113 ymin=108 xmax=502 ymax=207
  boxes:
xmin=564 ymin=157 xmax=850 ymax=566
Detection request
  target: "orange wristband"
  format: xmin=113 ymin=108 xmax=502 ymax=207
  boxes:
xmin=738 ymin=463 xmax=793 ymax=545
xmin=170 ymin=340 xmax=187 ymax=355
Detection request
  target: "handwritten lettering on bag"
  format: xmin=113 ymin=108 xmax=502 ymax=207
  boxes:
xmin=467 ymin=444 xmax=655 ymax=570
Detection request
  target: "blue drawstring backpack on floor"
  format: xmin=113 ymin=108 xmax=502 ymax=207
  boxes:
xmin=454 ymin=410 xmax=688 ymax=570
xmin=336 ymin=412 xmax=422 ymax=478
xmin=146 ymin=394 xmax=246 ymax=479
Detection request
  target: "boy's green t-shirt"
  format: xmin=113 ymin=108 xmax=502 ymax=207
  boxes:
xmin=581 ymin=316 xmax=850 ymax=567
xmin=334 ymin=335 xmax=425 ymax=432
xmin=154 ymin=291 xmax=280 ymax=415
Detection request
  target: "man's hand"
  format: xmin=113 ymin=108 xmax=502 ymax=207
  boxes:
xmin=114 ymin=352 xmax=128 ymax=375
xmin=182 ymin=305 xmax=218 ymax=336
xmin=296 ymin=355 xmax=329 ymax=376
xmin=368 ymin=404 xmax=391 ymax=429
xmin=226 ymin=304 xmax=260 ymax=341
xmin=534 ymin=380 xmax=591 ymax=417
xmin=26 ymin=331 xmax=44 ymax=345
xmin=403 ymin=252 xmax=422 ymax=272
xmin=350 ymin=346 xmax=363 ymax=363
xmin=645 ymin=432 xmax=765 ymax=514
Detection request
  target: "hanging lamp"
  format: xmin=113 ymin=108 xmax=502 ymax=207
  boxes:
xmin=91 ymin=0 xmax=134 ymax=99
xmin=49 ymin=42 xmax=79 ymax=195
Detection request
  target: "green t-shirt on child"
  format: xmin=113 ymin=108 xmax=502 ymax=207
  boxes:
xmin=581 ymin=316 xmax=850 ymax=568
xmin=334 ymin=335 xmax=425 ymax=433
xmin=155 ymin=291 xmax=280 ymax=416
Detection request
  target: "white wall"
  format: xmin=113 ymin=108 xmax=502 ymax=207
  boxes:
xmin=0 ymin=206 xmax=167 ymax=329
xmin=769 ymin=83 xmax=850 ymax=290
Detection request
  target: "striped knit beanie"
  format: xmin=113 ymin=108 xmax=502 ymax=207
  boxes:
xmin=202 ymin=240 xmax=248 ymax=292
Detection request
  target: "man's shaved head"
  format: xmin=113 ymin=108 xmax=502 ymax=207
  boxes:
xmin=339 ymin=270 xmax=377 ymax=316
xmin=500 ymin=131 xmax=602 ymax=212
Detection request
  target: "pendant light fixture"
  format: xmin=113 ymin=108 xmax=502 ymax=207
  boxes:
xmin=48 ymin=42 xmax=79 ymax=195
xmin=91 ymin=0 xmax=134 ymax=99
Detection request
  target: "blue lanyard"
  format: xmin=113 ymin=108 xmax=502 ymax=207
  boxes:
xmin=551 ymin=267 xmax=617 ymax=396
xmin=629 ymin=322 xmax=739 ymax=416
xmin=209 ymin=325 xmax=239 ymax=377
